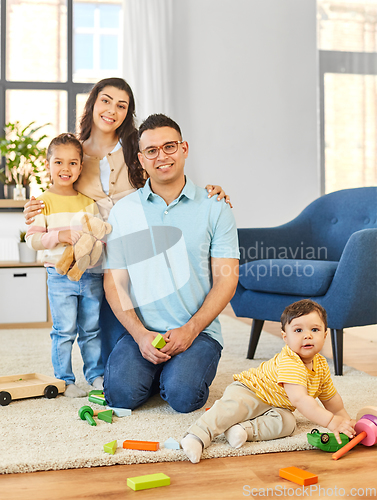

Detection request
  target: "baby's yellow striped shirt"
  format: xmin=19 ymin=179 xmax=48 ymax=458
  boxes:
xmin=233 ymin=344 xmax=337 ymax=411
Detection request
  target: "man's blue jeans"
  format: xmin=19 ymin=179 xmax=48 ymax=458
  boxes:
xmin=99 ymin=296 xmax=125 ymax=367
xmin=47 ymin=267 xmax=104 ymax=385
xmin=104 ymin=331 xmax=222 ymax=413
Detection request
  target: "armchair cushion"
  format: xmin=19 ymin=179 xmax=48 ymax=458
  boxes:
xmin=238 ymin=259 xmax=338 ymax=297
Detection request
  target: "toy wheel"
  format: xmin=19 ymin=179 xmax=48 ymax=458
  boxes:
xmin=0 ymin=391 xmax=12 ymax=406
xmin=44 ymin=385 xmax=58 ymax=399
xmin=321 ymin=433 xmax=330 ymax=444
xmin=311 ymin=429 xmax=319 ymax=434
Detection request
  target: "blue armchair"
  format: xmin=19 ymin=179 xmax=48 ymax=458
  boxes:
xmin=231 ymin=187 xmax=377 ymax=375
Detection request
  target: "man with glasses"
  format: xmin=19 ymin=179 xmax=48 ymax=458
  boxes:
xmin=103 ymin=114 xmax=239 ymax=413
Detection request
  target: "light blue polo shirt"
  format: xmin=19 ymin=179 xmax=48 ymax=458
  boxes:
xmin=104 ymin=177 xmax=239 ymax=346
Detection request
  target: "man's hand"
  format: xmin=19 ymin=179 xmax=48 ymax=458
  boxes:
xmin=58 ymin=229 xmax=81 ymax=245
xmin=138 ymin=331 xmax=171 ymax=365
xmin=160 ymin=325 xmax=197 ymax=357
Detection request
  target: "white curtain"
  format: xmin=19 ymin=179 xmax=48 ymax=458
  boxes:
xmin=122 ymin=0 xmax=174 ymax=124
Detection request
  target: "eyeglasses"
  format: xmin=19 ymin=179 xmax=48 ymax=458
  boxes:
xmin=140 ymin=141 xmax=183 ymax=160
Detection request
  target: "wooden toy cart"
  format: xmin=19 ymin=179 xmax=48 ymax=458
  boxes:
xmin=0 ymin=373 xmax=66 ymax=406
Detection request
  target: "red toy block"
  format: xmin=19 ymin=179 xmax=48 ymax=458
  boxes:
xmin=279 ymin=467 xmax=318 ymax=486
xmin=123 ymin=440 xmax=160 ymax=451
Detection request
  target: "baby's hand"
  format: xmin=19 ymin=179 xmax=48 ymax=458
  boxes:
xmin=58 ymin=230 xmax=81 ymax=245
xmin=328 ymin=415 xmax=356 ymax=443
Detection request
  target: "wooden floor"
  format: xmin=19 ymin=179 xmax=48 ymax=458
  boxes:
xmin=2 ymin=447 xmax=376 ymax=500
xmin=1 ymin=309 xmax=376 ymax=499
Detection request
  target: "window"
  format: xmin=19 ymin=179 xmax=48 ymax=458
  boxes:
xmin=318 ymin=0 xmax=377 ymax=193
xmin=0 ymin=0 xmax=123 ymax=192
xmin=73 ymin=2 xmax=122 ymax=82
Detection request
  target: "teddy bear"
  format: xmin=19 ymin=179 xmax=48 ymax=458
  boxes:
xmin=55 ymin=213 xmax=112 ymax=282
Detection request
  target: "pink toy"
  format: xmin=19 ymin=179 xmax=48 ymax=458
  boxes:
xmin=332 ymin=406 xmax=377 ymax=460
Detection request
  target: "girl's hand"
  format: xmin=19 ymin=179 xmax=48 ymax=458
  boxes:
xmin=58 ymin=230 xmax=81 ymax=245
xmin=205 ymin=185 xmax=233 ymax=208
xmin=24 ymin=196 xmax=45 ymax=225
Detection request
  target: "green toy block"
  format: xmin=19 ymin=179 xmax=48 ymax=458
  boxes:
xmin=88 ymin=395 xmax=107 ymax=406
xmin=97 ymin=409 xmax=113 ymax=423
xmin=88 ymin=390 xmax=104 ymax=396
xmin=104 ymin=440 xmax=117 ymax=455
xmin=78 ymin=406 xmax=96 ymax=426
xmin=152 ymin=333 xmax=166 ymax=349
xmin=127 ymin=473 xmax=170 ymax=491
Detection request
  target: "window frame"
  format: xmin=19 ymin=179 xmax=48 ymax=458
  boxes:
xmin=319 ymin=50 xmax=377 ymax=194
xmin=0 ymin=0 xmax=93 ymax=187
xmin=73 ymin=1 xmax=123 ymax=80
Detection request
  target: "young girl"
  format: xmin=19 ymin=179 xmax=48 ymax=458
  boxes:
xmin=26 ymin=133 xmax=104 ymax=398
xmin=23 ymin=77 xmax=232 ymax=364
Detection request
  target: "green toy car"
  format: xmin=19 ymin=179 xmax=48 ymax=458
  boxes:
xmin=307 ymin=428 xmax=349 ymax=452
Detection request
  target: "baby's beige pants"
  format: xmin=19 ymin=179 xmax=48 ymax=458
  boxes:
xmin=188 ymin=381 xmax=296 ymax=448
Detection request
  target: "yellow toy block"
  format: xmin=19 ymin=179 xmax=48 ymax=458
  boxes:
xmin=104 ymin=440 xmax=117 ymax=455
xmin=127 ymin=473 xmax=170 ymax=491
xmin=152 ymin=334 xmax=166 ymax=349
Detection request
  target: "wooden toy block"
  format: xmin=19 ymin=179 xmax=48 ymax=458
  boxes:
xmin=279 ymin=467 xmax=318 ymax=486
xmin=93 ymin=407 xmax=112 ymax=416
xmin=104 ymin=440 xmax=117 ymax=455
xmin=127 ymin=473 xmax=170 ymax=491
xmin=152 ymin=333 xmax=166 ymax=349
xmin=88 ymin=390 xmax=104 ymax=397
xmin=164 ymin=437 xmax=180 ymax=450
xmin=356 ymin=406 xmax=377 ymax=422
xmin=107 ymin=406 xmax=132 ymax=417
xmin=88 ymin=395 xmax=107 ymax=406
xmin=123 ymin=440 xmax=160 ymax=451
xmin=97 ymin=409 xmax=113 ymax=423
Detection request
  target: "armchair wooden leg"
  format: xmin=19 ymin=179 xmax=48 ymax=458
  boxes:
xmin=330 ymin=328 xmax=344 ymax=376
xmin=247 ymin=319 xmax=264 ymax=359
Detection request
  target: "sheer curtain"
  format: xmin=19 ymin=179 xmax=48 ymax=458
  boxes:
xmin=122 ymin=0 xmax=174 ymax=124
xmin=318 ymin=0 xmax=377 ymax=193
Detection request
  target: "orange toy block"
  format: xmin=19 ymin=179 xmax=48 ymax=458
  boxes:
xmin=123 ymin=440 xmax=160 ymax=451
xmin=279 ymin=467 xmax=318 ymax=486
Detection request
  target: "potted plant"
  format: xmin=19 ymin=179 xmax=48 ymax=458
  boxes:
xmin=19 ymin=230 xmax=37 ymax=263
xmin=0 ymin=121 xmax=50 ymax=200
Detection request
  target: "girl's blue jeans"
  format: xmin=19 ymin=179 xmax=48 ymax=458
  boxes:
xmin=104 ymin=331 xmax=222 ymax=413
xmin=46 ymin=267 xmax=104 ymax=385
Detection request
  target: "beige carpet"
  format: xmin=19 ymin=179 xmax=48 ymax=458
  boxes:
xmin=0 ymin=315 xmax=375 ymax=474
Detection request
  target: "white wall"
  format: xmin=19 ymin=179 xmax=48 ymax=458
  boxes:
xmin=0 ymin=0 xmax=319 ymax=233
xmin=0 ymin=213 xmax=27 ymax=239
xmin=171 ymin=0 xmax=319 ymax=228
